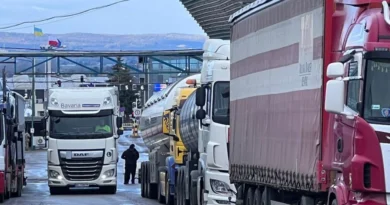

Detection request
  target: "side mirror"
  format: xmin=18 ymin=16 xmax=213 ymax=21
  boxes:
xmin=356 ymin=102 xmax=363 ymax=114
xmin=327 ymin=62 xmax=344 ymax=78
xmin=116 ymin=117 xmax=123 ymax=128
xmin=196 ymin=87 xmax=206 ymax=107
xmin=117 ymin=129 xmax=124 ymax=136
xmin=325 ymin=79 xmax=345 ymax=114
xmin=196 ymin=109 xmax=206 ymax=120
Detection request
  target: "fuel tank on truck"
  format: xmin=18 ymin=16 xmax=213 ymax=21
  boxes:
xmin=140 ymin=74 xmax=201 ymax=151
xmin=178 ymin=91 xmax=198 ymax=151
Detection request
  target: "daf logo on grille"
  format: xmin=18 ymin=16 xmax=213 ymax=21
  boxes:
xmin=73 ymin=153 xmax=89 ymax=157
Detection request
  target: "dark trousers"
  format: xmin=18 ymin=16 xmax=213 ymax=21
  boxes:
xmin=125 ymin=164 xmax=136 ymax=184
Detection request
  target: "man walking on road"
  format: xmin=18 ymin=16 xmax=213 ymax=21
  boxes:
xmin=121 ymin=144 xmax=139 ymax=184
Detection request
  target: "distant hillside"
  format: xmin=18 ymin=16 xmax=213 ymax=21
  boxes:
xmin=0 ymin=32 xmax=207 ymax=50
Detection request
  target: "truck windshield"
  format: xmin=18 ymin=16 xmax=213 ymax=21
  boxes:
xmin=49 ymin=115 xmax=113 ymax=139
xmin=213 ymin=81 xmax=229 ymax=125
xmin=363 ymin=59 xmax=390 ymax=123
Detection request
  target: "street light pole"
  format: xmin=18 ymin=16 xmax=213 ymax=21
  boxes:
xmin=31 ymin=58 xmax=36 ymax=149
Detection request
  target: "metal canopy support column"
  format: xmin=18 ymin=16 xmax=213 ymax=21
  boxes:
xmin=148 ymin=56 xmax=185 ymax=72
xmin=57 ymin=57 xmax=60 ymax=74
xmin=62 ymin=57 xmax=98 ymax=73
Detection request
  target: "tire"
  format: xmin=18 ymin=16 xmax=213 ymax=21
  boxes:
xmin=4 ymin=185 xmax=10 ymax=200
xmin=50 ymin=187 xmax=66 ymax=195
xmin=11 ymin=175 xmax=22 ymax=197
xmin=100 ymin=186 xmax=116 ymax=194
xmin=331 ymin=199 xmax=338 ymax=205
xmin=146 ymin=163 xmax=150 ymax=198
xmin=177 ymin=169 xmax=183 ymax=205
xmin=245 ymin=187 xmax=254 ymax=205
xmin=261 ymin=187 xmax=276 ymax=205
xmin=165 ymin=172 xmax=174 ymax=205
xmin=181 ymin=167 xmax=189 ymax=205
xmin=190 ymin=171 xmax=199 ymax=205
xmin=253 ymin=188 xmax=262 ymax=205
xmin=236 ymin=185 xmax=244 ymax=205
xmin=141 ymin=163 xmax=146 ymax=198
xmin=0 ymin=193 xmax=4 ymax=203
xmin=157 ymin=172 xmax=165 ymax=204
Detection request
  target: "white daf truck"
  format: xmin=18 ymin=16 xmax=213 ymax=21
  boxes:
xmin=42 ymin=87 xmax=123 ymax=195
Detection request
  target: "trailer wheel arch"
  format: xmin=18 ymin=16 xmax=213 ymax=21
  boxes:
xmin=328 ymin=184 xmax=347 ymax=205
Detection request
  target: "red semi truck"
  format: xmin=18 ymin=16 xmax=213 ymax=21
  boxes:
xmin=228 ymin=0 xmax=390 ymax=204
xmin=0 ymin=70 xmax=26 ymax=202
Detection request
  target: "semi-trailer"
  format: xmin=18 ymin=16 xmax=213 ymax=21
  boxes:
xmin=140 ymin=38 xmax=235 ymax=205
xmin=228 ymin=0 xmax=390 ymax=204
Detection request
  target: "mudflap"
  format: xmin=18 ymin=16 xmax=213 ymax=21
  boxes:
xmin=0 ymin=171 xmax=5 ymax=194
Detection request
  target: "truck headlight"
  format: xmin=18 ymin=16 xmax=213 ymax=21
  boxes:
xmin=50 ymin=98 xmax=58 ymax=106
xmin=210 ymin=179 xmax=230 ymax=195
xmin=49 ymin=170 xmax=63 ymax=180
xmin=103 ymin=97 xmax=111 ymax=105
xmin=102 ymin=169 xmax=115 ymax=179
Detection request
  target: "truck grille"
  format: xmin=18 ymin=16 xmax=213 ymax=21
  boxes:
xmin=60 ymin=158 xmax=103 ymax=181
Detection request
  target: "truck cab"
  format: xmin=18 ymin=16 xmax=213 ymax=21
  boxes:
xmin=43 ymin=87 xmax=123 ymax=195
xmin=195 ymin=39 xmax=236 ymax=204
xmin=323 ymin=1 xmax=390 ymax=204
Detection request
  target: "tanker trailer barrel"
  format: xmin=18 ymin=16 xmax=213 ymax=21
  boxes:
xmin=139 ymin=74 xmax=201 ymax=152
xmin=178 ymin=91 xmax=199 ymax=151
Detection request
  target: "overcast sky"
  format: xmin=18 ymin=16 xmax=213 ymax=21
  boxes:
xmin=0 ymin=0 xmax=206 ymax=35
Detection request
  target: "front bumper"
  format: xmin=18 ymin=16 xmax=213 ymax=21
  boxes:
xmin=204 ymin=170 xmax=236 ymax=205
xmin=48 ymin=164 xmax=117 ymax=187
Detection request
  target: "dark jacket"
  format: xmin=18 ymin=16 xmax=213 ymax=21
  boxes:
xmin=121 ymin=148 xmax=139 ymax=165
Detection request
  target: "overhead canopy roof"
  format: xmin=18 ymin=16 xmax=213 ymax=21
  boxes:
xmin=179 ymin=0 xmax=255 ymax=40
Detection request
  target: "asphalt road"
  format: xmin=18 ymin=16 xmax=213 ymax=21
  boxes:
xmin=5 ymin=131 xmax=158 ymax=205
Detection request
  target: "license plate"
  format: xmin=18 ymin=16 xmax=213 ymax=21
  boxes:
xmin=75 ymin=184 xmax=89 ymax=187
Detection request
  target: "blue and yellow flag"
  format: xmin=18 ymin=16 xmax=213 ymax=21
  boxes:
xmin=34 ymin=26 xmax=43 ymax=37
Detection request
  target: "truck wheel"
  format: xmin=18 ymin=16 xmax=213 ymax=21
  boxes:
xmin=236 ymin=185 xmax=244 ymax=205
xmin=245 ymin=187 xmax=254 ymax=205
xmin=11 ymin=175 xmax=22 ymax=197
xmin=331 ymin=199 xmax=338 ymax=205
xmin=253 ymin=188 xmax=262 ymax=205
xmin=157 ymin=172 xmax=166 ymax=203
xmin=142 ymin=163 xmax=146 ymax=197
xmin=100 ymin=186 xmax=116 ymax=194
xmin=165 ymin=172 xmax=174 ymax=205
xmin=146 ymin=162 xmax=157 ymax=199
xmin=50 ymin=187 xmax=66 ymax=195
xmin=179 ymin=168 xmax=186 ymax=205
xmin=141 ymin=163 xmax=146 ymax=198
xmin=177 ymin=169 xmax=182 ymax=205
xmin=4 ymin=186 xmax=10 ymax=200
xmin=190 ymin=171 xmax=199 ymax=205
xmin=181 ymin=168 xmax=189 ymax=205
xmin=145 ymin=162 xmax=150 ymax=198
xmin=261 ymin=187 xmax=276 ymax=205
xmin=0 ymin=193 xmax=4 ymax=203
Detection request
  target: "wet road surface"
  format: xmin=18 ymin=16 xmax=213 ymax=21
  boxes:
xmin=5 ymin=131 xmax=158 ymax=205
